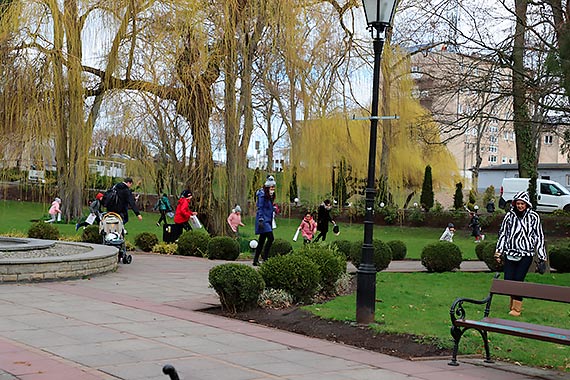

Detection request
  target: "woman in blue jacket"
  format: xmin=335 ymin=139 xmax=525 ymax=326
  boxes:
xmin=253 ymin=175 xmax=276 ymax=266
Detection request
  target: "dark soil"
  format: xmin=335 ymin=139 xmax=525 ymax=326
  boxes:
xmin=203 ymin=306 xmax=453 ymax=360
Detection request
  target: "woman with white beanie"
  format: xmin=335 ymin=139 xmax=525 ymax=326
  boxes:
xmin=253 ymin=175 xmax=276 ymax=266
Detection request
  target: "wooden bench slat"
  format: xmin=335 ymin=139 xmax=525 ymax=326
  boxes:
xmin=490 ymin=279 xmax=570 ymax=303
xmin=483 ymin=317 xmax=570 ymax=336
xmin=454 ymin=319 xmax=570 ymax=345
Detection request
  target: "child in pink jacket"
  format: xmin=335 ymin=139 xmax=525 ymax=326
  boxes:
xmin=298 ymin=212 xmax=317 ymax=244
xmin=227 ymin=205 xmax=245 ymax=236
xmin=46 ymin=197 xmax=62 ymax=223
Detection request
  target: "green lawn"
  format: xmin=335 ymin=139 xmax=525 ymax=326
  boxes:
xmin=305 ymin=272 xmax=570 ymax=371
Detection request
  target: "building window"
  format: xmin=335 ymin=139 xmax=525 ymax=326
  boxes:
xmin=567 ymin=174 xmax=570 ymax=187
xmin=489 ymin=135 xmax=498 ymax=143
xmin=508 ymin=157 xmax=513 ymax=163
xmin=488 ymin=155 xmax=497 ymax=163
xmin=489 ymin=126 xmax=498 ymax=133
xmin=489 ymin=145 xmax=498 ymax=153
xmin=544 ymin=135 xmax=553 ymax=145
xmin=502 ymin=156 xmax=507 ymax=164
xmin=503 ymin=132 xmax=509 ymax=141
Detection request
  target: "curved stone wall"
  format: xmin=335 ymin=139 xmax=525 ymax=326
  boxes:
xmin=0 ymin=239 xmax=119 ymax=282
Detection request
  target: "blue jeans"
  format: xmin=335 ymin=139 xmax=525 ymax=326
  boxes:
xmin=503 ymin=255 xmax=533 ymax=301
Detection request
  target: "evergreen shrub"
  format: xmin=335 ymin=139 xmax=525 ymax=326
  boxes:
xmin=259 ymin=254 xmax=320 ymax=303
xmin=176 ymin=230 xmax=210 ymax=257
xmin=349 ymin=239 xmax=392 ymax=272
xmin=28 ymin=222 xmax=59 ymax=240
xmin=208 ymin=263 xmax=265 ymax=313
xmin=134 ymin=232 xmax=159 ymax=252
xmin=549 ymin=246 xmax=570 ymax=273
xmin=330 ymin=239 xmax=352 ymax=259
xmin=475 ymin=240 xmax=502 ymax=271
xmin=268 ymin=238 xmax=293 ymax=257
xmin=421 ymin=241 xmax=462 ymax=272
xmin=296 ymin=245 xmax=346 ymax=294
xmin=387 ymin=240 xmax=407 ymax=260
xmin=152 ymin=242 xmax=177 ymax=255
xmin=208 ymin=236 xmax=240 ymax=260
xmin=81 ymin=225 xmax=101 ymax=244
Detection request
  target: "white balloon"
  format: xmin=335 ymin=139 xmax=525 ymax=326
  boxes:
xmin=294 ymin=197 xmax=300 ymax=203
xmin=249 ymin=240 xmax=258 ymax=249
xmin=380 ymin=202 xmax=385 ymax=208
xmin=474 ymin=205 xmax=479 ymax=210
xmin=413 ymin=202 xmax=418 ymax=207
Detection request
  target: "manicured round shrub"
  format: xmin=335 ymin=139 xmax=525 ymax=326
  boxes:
xmin=208 ymin=263 xmax=265 ymax=313
xmin=549 ymin=246 xmax=570 ymax=273
xmin=387 ymin=240 xmax=407 ymax=260
xmin=259 ymin=254 xmax=320 ymax=303
xmin=268 ymin=238 xmax=293 ymax=257
xmin=330 ymin=239 xmax=352 ymax=259
xmin=81 ymin=225 xmax=101 ymax=244
xmin=208 ymin=236 xmax=240 ymax=261
xmin=176 ymin=230 xmax=210 ymax=257
xmin=134 ymin=232 xmax=159 ymax=252
xmin=475 ymin=240 xmax=502 ymax=272
xmin=28 ymin=222 xmax=59 ymax=240
xmin=295 ymin=245 xmax=346 ymax=294
xmin=349 ymin=239 xmax=392 ymax=272
xmin=421 ymin=241 xmax=462 ymax=272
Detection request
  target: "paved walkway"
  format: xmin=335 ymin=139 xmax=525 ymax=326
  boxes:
xmin=0 ymin=255 xmax=566 ymax=380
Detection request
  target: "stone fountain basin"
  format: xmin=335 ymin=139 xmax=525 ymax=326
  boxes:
xmin=0 ymin=237 xmax=119 ymax=282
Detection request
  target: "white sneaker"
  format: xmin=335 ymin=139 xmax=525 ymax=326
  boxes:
xmin=482 ymin=234 xmax=485 ymax=241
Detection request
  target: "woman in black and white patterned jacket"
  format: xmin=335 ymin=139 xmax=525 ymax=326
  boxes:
xmin=494 ymin=190 xmax=547 ymax=317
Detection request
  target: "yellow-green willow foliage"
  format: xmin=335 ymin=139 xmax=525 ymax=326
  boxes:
xmin=294 ymin=45 xmax=458 ymax=206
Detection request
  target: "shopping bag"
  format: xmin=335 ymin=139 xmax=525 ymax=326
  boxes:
xmin=166 ymin=211 xmax=175 ymax=219
xmin=85 ymin=213 xmax=96 ymax=225
xmin=293 ymin=229 xmax=300 ymax=242
xmin=272 ymin=218 xmax=277 ymax=229
xmin=189 ymin=215 xmax=203 ymax=229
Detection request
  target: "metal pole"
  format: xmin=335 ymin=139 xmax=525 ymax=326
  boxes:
xmin=356 ymin=30 xmax=385 ymax=324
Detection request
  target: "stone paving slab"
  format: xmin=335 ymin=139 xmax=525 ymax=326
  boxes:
xmin=0 ymin=254 xmax=565 ymax=380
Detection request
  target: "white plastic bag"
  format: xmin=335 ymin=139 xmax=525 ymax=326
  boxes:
xmin=85 ymin=213 xmax=96 ymax=225
xmin=189 ymin=214 xmax=203 ymax=229
xmin=293 ymin=229 xmax=300 ymax=242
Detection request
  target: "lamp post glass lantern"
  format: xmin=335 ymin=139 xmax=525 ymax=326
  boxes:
xmin=356 ymin=0 xmax=397 ymax=325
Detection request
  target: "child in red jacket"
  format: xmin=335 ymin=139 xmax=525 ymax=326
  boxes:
xmin=298 ymin=212 xmax=317 ymax=244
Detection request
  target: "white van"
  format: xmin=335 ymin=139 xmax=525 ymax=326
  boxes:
xmin=499 ymin=178 xmax=570 ymax=212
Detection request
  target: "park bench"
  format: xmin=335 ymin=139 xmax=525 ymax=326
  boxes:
xmin=448 ymin=275 xmax=570 ymax=366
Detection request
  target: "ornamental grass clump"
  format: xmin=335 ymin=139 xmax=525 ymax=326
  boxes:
xmin=152 ymin=242 xmax=177 ymax=255
xmin=209 ymin=263 xmax=265 ymax=314
xmin=259 ymin=254 xmax=320 ymax=303
xmin=134 ymin=232 xmax=159 ymax=252
xmin=421 ymin=241 xmax=462 ymax=272
xmin=208 ymin=236 xmax=240 ymax=260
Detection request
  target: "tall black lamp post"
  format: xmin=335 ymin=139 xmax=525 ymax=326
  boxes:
xmin=356 ymin=0 xmax=398 ymax=324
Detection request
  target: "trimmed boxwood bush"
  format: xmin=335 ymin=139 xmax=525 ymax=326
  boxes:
xmin=421 ymin=241 xmax=462 ymax=272
xmin=549 ymin=245 xmax=570 ymax=273
xmin=475 ymin=240 xmax=502 ymax=272
xmin=259 ymin=254 xmax=320 ymax=303
xmin=268 ymin=238 xmax=293 ymax=257
xmin=295 ymin=245 xmax=346 ymax=294
xmin=134 ymin=232 xmax=159 ymax=252
xmin=81 ymin=225 xmax=101 ymax=244
xmin=28 ymin=222 xmax=59 ymax=240
xmin=387 ymin=240 xmax=407 ymax=260
xmin=349 ymin=239 xmax=392 ymax=272
xmin=176 ymin=230 xmax=210 ymax=257
xmin=208 ymin=236 xmax=240 ymax=261
xmin=330 ymin=239 xmax=352 ymax=259
xmin=209 ymin=263 xmax=265 ymax=313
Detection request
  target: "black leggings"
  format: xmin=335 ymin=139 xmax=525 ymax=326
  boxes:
xmin=254 ymin=231 xmax=274 ymax=263
xmin=313 ymin=230 xmax=327 ymax=242
xmin=157 ymin=210 xmax=167 ymax=225
xmin=503 ymin=255 xmax=533 ymax=301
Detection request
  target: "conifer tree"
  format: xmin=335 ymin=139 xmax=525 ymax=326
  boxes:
xmin=420 ymin=165 xmax=434 ymax=211
xmin=453 ymin=182 xmax=464 ymax=210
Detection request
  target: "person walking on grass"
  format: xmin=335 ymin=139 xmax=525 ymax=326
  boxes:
xmin=106 ymin=177 xmax=143 ymax=226
xmin=153 ymin=193 xmax=173 ymax=226
xmin=313 ymin=199 xmax=336 ymax=242
xmin=45 ymin=197 xmax=62 ymax=223
xmin=76 ymin=193 xmax=104 ymax=230
xmin=253 ymin=175 xmax=276 ymax=266
xmin=494 ymin=191 xmax=547 ymax=317
xmin=439 ymin=223 xmax=455 ymax=242
xmin=297 ymin=212 xmax=317 ymax=244
xmin=468 ymin=207 xmax=485 ymax=242
xmin=227 ymin=205 xmax=245 ymax=237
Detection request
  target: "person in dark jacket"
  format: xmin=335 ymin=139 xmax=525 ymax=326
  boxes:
xmin=313 ymin=199 xmax=336 ymax=242
xmin=76 ymin=192 xmax=104 ymax=230
xmin=495 ymin=191 xmax=546 ymax=317
xmin=253 ymin=175 xmax=276 ymax=266
xmin=106 ymin=177 xmax=142 ymax=224
xmin=153 ymin=193 xmax=173 ymax=226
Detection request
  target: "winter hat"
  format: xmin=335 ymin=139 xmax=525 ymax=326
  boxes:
xmin=96 ymin=192 xmax=104 ymax=200
xmin=512 ymin=191 xmax=531 ymax=208
xmin=264 ymin=175 xmax=276 ymax=187
xmin=54 ymin=197 xmax=61 ymax=203
xmin=448 ymin=223 xmax=455 ymax=229
xmin=180 ymin=190 xmax=192 ymax=198
xmin=234 ymin=205 xmax=242 ymax=213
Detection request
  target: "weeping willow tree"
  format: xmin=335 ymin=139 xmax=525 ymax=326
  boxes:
xmin=295 ymin=45 xmax=458 ymax=206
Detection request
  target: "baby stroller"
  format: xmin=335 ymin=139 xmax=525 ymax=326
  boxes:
xmin=99 ymin=212 xmax=132 ymax=264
